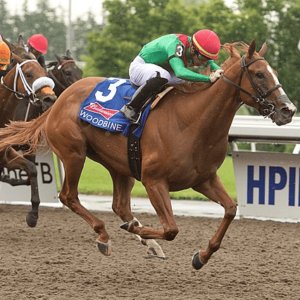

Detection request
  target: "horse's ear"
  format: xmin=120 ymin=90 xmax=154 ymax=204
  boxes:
xmin=248 ymin=40 xmax=256 ymax=59
xmin=66 ymin=49 xmax=72 ymax=58
xmin=17 ymin=34 xmax=25 ymax=48
xmin=55 ymin=54 xmax=62 ymax=63
xmin=258 ymin=42 xmax=267 ymax=57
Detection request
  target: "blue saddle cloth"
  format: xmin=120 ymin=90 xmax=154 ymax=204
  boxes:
xmin=78 ymin=78 xmax=151 ymax=138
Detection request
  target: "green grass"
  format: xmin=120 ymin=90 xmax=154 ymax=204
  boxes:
xmin=77 ymin=156 xmax=237 ymax=200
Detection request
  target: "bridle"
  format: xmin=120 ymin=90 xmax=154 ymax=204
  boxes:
xmin=48 ymin=59 xmax=76 ymax=91
xmin=0 ymin=59 xmax=55 ymax=120
xmin=222 ymin=55 xmax=282 ymax=117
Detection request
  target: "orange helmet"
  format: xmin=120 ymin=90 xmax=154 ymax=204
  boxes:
xmin=192 ymin=29 xmax=221 ymax=60
xmin=27 ymin=34 xmax=48 ymax=54
xmin=0 ymin=41 xmax=11 ymax=65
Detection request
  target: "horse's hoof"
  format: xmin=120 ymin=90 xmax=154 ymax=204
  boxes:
xmin=143 ymin=239 xmax=166 ymax=259
xmin=26 ymin=212 xmax=38 ymax=228
xmin=192 ymin=251 xmax=205 ymax=270
xmin=120 ymin=222 xmax=129 ymax=231
xmin=120 ymin=219 xmax=139 ymax=232
xmin=96 ymin=240 xmax=112 ymax=256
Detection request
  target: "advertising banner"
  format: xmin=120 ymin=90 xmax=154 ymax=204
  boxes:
xmin=0 ymin=152 xmax=59 ymax=205
xmin=233 ymin=151 xmax=300 ymax=222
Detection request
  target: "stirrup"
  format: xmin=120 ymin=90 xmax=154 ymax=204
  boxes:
xmin=120 ymin=105 xmax=140 ymax=123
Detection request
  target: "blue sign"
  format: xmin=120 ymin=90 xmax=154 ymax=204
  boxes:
xmin=247 ymin=165 xmax=300 ymax=206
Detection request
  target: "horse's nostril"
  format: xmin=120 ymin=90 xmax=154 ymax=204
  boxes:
xmin=281 ymin=106 xmax=295 ymax=118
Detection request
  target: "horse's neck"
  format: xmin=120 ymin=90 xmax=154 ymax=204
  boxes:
xmin=48 ymin=70 xmax=64 ymax=96
xmin=0 ymin=89 xmax=19 ymax=127
xmin=173 ymin=75 xmax=240 ymax=143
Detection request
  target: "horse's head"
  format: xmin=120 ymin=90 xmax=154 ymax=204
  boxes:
xmin=223 ymin=41 xmax=296 ymax=126
xmin=47 ymin=50 xmax=83 ymax=96
xmin=3 ymin=53 xmax=57 ymax=113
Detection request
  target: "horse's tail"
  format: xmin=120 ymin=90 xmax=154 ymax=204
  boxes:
xmin=0 ymin=108 xmax=51 ymax=156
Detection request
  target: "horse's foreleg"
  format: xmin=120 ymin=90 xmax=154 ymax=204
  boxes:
xmin=59 ymin=155 xmax=111 ymax=256
xmin=192 ymin=175 xmax=237 ymax=270
xmin=125 ymin=180 xmax=179 ymax=241
xmin=1 ymin=149 xmax=40 ymax=227
xmin=110 ymin=171 xmax=165 ymax=258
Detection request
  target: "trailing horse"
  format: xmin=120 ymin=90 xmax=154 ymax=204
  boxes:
xmin=0 ymin=36 xmax=82 ymax=227
xmin=13 ymin=49 xmax=83 ymax=121
xmin=47 ymin=50 xmax=83 ymax=97
xmin=0 ymin=50 xmax=57 ymax=227
xmin=0 ymin=41 xmax=296 ymax=269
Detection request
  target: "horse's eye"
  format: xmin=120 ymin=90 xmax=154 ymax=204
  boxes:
xmin=255 ymin=72 xmax=264 ymax=79
xmin=65 ymin=71 xmax=71 ymax=76
xmin=26 ymin=73 xmax=33 ymax=79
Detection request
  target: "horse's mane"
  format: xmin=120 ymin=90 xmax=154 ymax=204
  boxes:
xmin=174 ymin=42 xmax=249 ymax=94
xmin=221 ymin=41 xmax=249 ymax=70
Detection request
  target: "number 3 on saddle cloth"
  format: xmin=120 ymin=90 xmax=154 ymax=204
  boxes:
xmin=79 ymin=78 xmax=149 ymax=139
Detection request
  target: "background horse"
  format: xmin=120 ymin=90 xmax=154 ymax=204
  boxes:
xmin=47 ymin=50 xmax=83 ymax=97
xmin=0 ymin=41 xmax=296 ymax=269
xmin=0 ymin=51 xmax=56 ymax=227
xmin=1 ymin=36 xmax=82 ymax=227
xmin=13 ymin=50 xmax=83 ymax=121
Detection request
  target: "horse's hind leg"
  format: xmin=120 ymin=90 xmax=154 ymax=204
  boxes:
xmin=191 ymin=175 xmax=237 ymax=270
xmin=58 ymin=153 xmax=111 ymax=256
xmin=109 ymin=171 xmax=166 ymax=258
xmin=0 ymin=148 xmax=40 ymax=227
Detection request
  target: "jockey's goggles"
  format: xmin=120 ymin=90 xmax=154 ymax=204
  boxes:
xmin=195 ymin=50 xmax=210 ymax=62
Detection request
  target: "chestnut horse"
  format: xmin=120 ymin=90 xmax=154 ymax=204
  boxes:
xmin=0 ymin=41 xmax=296 ymax=269
xmin=0 ymin=53 xmax=56 ymax=227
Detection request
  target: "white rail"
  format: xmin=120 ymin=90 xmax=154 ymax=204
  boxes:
xmin=229 ymin=115 xmax=300 ymax=143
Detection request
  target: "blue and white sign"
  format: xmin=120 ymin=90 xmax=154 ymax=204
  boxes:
xmin=233 ymin=151 xmax=300 ymax=222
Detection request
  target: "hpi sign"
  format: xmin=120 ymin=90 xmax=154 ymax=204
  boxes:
xmin=232 ymin=151 xmax=300 ymax=221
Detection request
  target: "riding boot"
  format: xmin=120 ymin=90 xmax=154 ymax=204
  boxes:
xmin=120 ymin=76 xmax=168 ymax=123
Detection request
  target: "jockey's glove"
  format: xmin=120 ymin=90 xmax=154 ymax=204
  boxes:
xmin=209 ymin=69 xmax=224 ymax=83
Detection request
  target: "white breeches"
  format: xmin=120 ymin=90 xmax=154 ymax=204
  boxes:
xmin=129 ymin=56 xmax=184 ymax=86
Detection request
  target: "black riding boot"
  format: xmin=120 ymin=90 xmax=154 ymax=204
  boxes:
xmin=120 ymin=76 xmax=168 ymax=123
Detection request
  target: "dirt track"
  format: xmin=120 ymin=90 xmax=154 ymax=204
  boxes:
xmin=0 ymin=204 xmax=299 ymax=300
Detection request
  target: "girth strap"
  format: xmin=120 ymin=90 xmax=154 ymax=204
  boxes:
xmin=127 ymin=124 xmax=142 ymax=181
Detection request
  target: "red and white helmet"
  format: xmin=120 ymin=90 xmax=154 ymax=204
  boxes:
xmin=192 ymin=29 xmax=221 ymax=60
xmin=27 ymin=34 xmax=48 ymax=54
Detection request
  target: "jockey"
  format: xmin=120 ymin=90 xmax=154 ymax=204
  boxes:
xmin=26 ymin=33 xmax=48 ymax=69
xmin=0 ymin=39 xmax=11 ymax=80
xmin=120 ymin=29 xmax=224 ymax=122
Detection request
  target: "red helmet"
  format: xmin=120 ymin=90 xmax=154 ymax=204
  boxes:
xmin=192 ymin=29 xmax=221 ymax=60
xmin=27 ymin=34 xmax=48 ymax=54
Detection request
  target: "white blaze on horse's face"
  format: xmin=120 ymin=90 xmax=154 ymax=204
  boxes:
xmin=267 ymin=65 xmax=285 ymax=96
xmin=267 ymin=65 xmax=296 ymax=112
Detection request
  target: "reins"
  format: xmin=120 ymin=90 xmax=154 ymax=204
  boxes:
xmin=222 ymin=55 xmax=282 ymax=117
